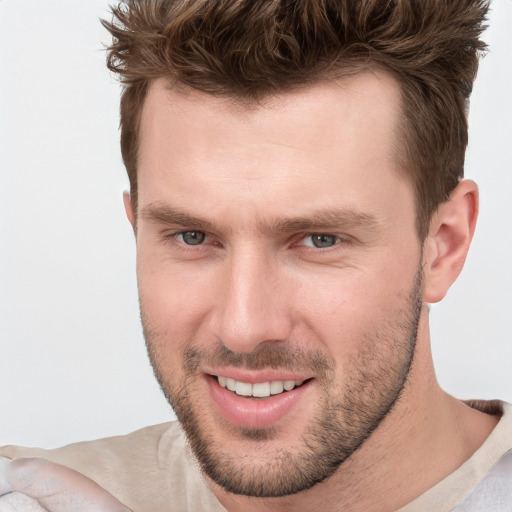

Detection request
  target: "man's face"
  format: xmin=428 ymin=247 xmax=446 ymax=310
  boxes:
xmin=133 ymin=72 xmax=424 ymax=497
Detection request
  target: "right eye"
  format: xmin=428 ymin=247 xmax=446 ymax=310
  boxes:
xmin=300 ymin=233 xmax=341 ymax=249
xmin=175 ymin=230 xmax=207 ymax=245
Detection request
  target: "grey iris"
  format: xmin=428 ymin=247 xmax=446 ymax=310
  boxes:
xmin=311 ymin=234 xmax=337 ymax=248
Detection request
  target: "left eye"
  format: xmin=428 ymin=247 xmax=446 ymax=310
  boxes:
xmin=300 ymin=234 xmax=340 ymax=248
xmin=175 ymin=231 xmax=207 ymax=245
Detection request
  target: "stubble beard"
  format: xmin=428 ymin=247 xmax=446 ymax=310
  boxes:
xmin=143 ymin=268 xmax=423 ymax=498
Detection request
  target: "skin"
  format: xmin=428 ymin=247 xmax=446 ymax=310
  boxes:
xmin=125 ymin=71 xmax=498 ymax=512
xmin=0 ymin=456 xmax=129 ymax=511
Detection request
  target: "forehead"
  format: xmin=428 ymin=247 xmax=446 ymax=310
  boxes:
xmin=139 ymin=71 xmax=403 ymax=159
xmin=136 ymin=72 xmax=411 ymax=228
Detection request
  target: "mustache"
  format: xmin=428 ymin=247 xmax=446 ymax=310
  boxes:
xmin=183 ymin=341 xmax=334 ymax=376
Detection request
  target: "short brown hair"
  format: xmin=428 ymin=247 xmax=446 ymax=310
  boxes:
xmin=102 ymin=0 xmax=489 ymax=239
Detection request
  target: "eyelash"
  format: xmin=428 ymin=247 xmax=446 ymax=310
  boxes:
xmin=297 ymin=234 xmax=344 ymax=249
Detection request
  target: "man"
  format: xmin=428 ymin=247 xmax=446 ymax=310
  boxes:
xmin=1 ymin=0 xmax=510 ymax=511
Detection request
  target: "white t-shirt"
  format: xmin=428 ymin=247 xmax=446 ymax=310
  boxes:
xmin=1 ymin=400 xmax=511 ymax=511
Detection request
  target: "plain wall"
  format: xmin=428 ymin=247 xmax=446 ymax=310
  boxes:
xmin=1 ymin=0 xmax=511 ymax=448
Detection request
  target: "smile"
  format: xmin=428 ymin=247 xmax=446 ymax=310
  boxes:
xmin=216 ymin=376 xmax=305 ymax=397
xmin=205 ymin=372 xmax=314 ymax=428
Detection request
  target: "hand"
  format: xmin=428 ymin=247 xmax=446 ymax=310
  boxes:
xmin=0 ymin=456 xmax=131 ymax=511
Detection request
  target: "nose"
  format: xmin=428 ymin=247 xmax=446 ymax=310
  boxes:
xmin=210 ymin=247 xmax=293 ymax=353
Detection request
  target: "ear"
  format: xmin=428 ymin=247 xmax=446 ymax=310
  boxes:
xmin=123 ymin=191 xmax=136 ymax=232
xmin=422 ymin=180 xmax=478 ymax=304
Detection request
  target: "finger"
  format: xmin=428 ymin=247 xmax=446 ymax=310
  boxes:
xmin=2 ymin=457 xmax=69 ymax=499
xmin=0 ymin=457 xmax=13 ymax=496
xmin=0 ymin=491 xmax=49 ymax=512
xmin=1 ymin=457 xmax=131 ymax=512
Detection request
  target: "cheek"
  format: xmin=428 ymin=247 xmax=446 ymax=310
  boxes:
xmin=295 ymin=265 xmax=417 ymax=356
xmin=136 ymin=255 xmax=216 ymax=354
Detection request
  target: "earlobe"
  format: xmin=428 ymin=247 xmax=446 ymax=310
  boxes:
xmin=123 ymin=191 xmax=136 ymax=232
xmin=422 ymin=180 xmax=479 ymax=303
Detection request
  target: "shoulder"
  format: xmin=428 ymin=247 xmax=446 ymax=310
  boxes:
xmin=1 ymin=422 xmax=180 ymax=475
xmin=0 ymin=422 xmax=223 ymax=512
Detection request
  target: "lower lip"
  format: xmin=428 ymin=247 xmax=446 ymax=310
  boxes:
xmin=206 ymin=376 xmax=312 ymax=429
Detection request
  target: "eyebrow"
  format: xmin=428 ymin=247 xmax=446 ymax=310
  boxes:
xmin=142 ymin=203 xmax=220 ymax=232
xmin=266 ymin=210 xmax=379 ymax=235
xmin=141 ymin=202 xmax=379 ymax=236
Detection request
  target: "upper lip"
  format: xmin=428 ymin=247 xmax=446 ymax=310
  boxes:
xmin=204 ymin=367 xmax=312 ymax=384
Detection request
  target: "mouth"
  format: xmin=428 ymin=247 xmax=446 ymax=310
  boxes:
xmin=205 ymin=371 xmax=314 ymax=429
xmin=216 ymin=375 xmax=306 ymax=398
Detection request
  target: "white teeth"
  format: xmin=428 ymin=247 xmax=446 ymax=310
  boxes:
xmin=252 ymin=382 xmax=271 ymax=398
xmin=217 ymin=376 xmax=305 ymax=397
xmin=270 ymin=381 xmax=284 ymax=395
xmin=283 ymin=380 xmax=296 ymax=391
xmin=235 ymin=381 xmax=252 ymax=396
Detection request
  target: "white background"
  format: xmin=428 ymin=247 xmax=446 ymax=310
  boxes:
xmin=1 ymin=1 xmax=511 ymax=449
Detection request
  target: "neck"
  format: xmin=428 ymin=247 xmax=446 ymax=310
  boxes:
xmin=210 ymin=307 xmax=498 ymax=512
